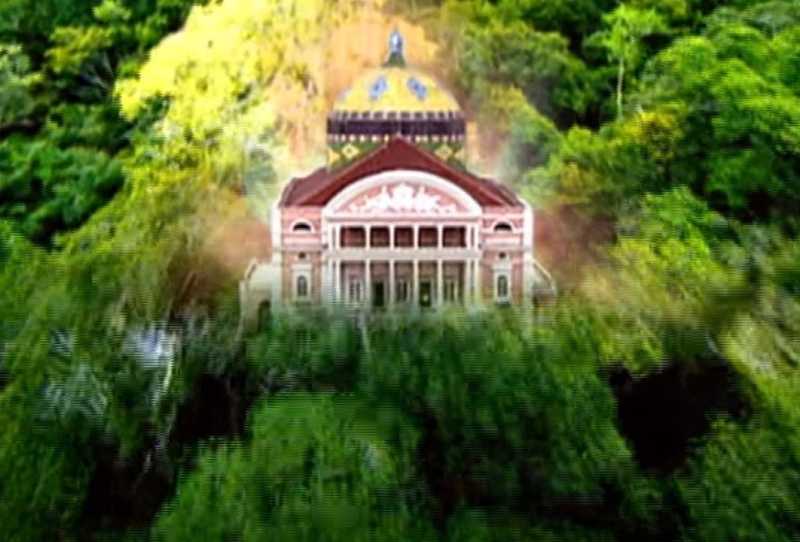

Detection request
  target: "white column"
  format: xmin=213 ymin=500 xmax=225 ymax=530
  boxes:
xmin=466 ymin=260 xmax=473 ymax=304
xmin=365 ymin=260 xmax=371 ymax=307
xmin=335 ymin=259 xmax=341 ymax=302
xmin=325 ymin=258 xmax=332 ymax=302
xmin=365 ymin=226 xmax=371 ymax=250
xmin=389 ymin=225 xmax=395 ymax=249
xmin=413 ymin=225 xmax=419 ymax=249
xmin=412 ymin=259 xmax=419 ymax=308
xmin=437 ymin=224 xmax=443 ymax=250
xmin=473 ymin=261 xmax=479 ymax=303
xmin=389 ymin=260 xmax=395 ymax=308
xmin=474 ymin=259 xmax=481 ymax=303
xmin=331 ymin=259 xmax=336 ymax=302
xmin=335 ymin=225 xmax=341 ymax=250
xmin=437 ymin=259 xmax=443 ymax=307
xmin=332 ymin=259 xmax=337 ymax=302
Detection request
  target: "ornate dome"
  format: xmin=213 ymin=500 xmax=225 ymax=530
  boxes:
xmin=333 ymin=67 xmax=460 ymax=114
xmin=327 ymin=30 xmax=466 ymax=170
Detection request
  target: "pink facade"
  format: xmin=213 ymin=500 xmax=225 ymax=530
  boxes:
xmin=239 ymin=34 xmax=553 ymax=317
xmin=240 ymin=145 xmax=553 ymax=315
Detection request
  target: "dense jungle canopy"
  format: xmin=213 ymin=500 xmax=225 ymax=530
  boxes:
xmin=1 ymin=0 xmax=800 ymax=540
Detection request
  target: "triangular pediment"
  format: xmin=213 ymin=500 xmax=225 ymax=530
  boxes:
xmin=281 ymin=138 xmax=520 ymax=208
xmin=324 ymin=170 xmax=481 ymax=218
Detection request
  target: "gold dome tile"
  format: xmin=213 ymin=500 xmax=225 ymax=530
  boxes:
xmin=333 ymin=67 xmax=460 ymax=114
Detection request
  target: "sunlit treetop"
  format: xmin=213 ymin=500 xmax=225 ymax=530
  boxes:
xmin=114 ymin=0 xmax=444 ymax=178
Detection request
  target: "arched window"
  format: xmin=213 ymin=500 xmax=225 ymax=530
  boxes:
xmin=493 ymin=221 xmax=513 ymax=233
xmin=296 ymin=275 xmax=309 ymax=299
xmin=292 ymin=221 xmax=312 ymax=233
xmin=496 ymin=274 xmax=509 ymax=301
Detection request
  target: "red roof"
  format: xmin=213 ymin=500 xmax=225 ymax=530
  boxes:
xmin=280 ymin=137 xmax=521 ymax=208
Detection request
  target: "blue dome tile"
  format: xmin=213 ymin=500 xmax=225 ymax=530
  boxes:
xmin=369 ymin=75 xmax=388 ymax=101
xmin=407 ymin=76 xmax=428 ymax=101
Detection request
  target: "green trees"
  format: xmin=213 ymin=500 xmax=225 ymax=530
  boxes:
xmin=446 ymin=0 xmax=800 ymax=231
xmin=156 ymin=395 xmax=434 ymax=541
xmin=358 ymin=312 xmax=633 ymax=504
xmin=0 ymin=44 xmax=40 ymax=130
xmin=633 ymin=12 xmax=800 ymax=226
xmin=455 ymin=18 xmax=593 ymax=119
xmin=0 ymin=138 xmax=122 ymax=242
xmin=0 ymin=0 xmax=203 ymax=245
xmin=589 ymin=6 xmax=667 ymax=118
xmin=0 ymin=364 xmax=102 ymax=542
xmin=437 ymin=3 xmax=800 ymax=540
xmin=677 ymin=416 xmax=800 ymax=542
xmin=160 ymin=310 xmax=647 ymax=540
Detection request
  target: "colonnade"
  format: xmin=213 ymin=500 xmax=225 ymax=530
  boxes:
xmin=324 ymin=257 xmax=481 ymax=308
xmin=329 ymin=223 xmax=480 ymax=251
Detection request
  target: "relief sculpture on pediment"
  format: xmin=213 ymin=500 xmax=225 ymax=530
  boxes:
xmin=343 ymin=182 xmax=462 ymax=215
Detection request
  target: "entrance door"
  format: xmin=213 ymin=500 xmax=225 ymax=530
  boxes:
xmin=419 ymin=281 xmax=433 ymax=308
xmin=372 ymin=281 xmax=385 ymax=309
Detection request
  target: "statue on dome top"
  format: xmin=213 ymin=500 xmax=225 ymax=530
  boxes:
xmin=385 ymin=29 xmax=406 ymax=67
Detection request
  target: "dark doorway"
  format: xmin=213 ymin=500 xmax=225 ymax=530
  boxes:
xmin=257 ymin=300 xmax=271 ymax=330
xmin=372 ymin=281 xmax=385 ymax=309
xmin=419 ymin=281 xmax=433 ymax=308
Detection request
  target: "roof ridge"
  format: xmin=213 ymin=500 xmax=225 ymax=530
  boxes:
xmin=283 ymin=136 xmax=519 ymax=207
xmin=398 ymin=139 xmax=520 ymax=206
xmin=279 ymin=167 xmax=322 ymax=207
xmin=297 ymin=140 xmax=394 ymax=204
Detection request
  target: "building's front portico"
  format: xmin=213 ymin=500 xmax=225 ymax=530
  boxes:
xmin=320 ymin=169 xmax=483 ymax=309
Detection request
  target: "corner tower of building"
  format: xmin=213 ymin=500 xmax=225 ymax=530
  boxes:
xmin=326 ymin=30 xmax=466 ymax=170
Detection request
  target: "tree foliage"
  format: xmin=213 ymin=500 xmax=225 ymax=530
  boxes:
xmin=0 ymin=0 xmax=203 ymax=245
xmin=156 ymin=394 xmax=434 ymax=541
xmin=588 ymin=5 xmax=667 ymax=118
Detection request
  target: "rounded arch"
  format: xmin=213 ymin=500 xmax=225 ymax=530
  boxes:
xmin=290 ymin=219 xmax=314 ymax=233
xmin=322 ymin=169 xmax=482 ymax=218
xmin=492 ymin=220 xmax=514 ymax=232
